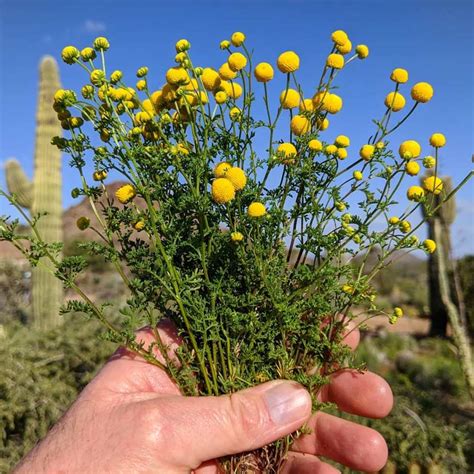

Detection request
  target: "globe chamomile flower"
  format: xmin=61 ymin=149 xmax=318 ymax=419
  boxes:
xmin=229 ymin=107 xmax=241 ymax=121
xmin=359 ymin=144 xmax=375 ymax=161
xmin=335 ymin=135 xmax=350 ymax=147
xmin=423 ymin=156 xmax=436 ymax=169
xmin=290 ymin=115 xmax=311 ymax=135
xmin=212 ymin=178 xmax=235 ymax=203
xmin=214 ymin=162 xmax=232 ymax=178
xmin=277 ymin=51 xmax=300 ymax=73
xmin=423 ymin=176 xmax=443 ymax=195
xmin=388 ymin=216 xmax=400 ymax=225
xmin=326 ymin=53 xmax=344 ymax=69
xmin=175 ymin=39 xmax=191 ymax=52
xmin=80 ymin=47 xmax=96 ymax=62
xmin=429 ymin=133 xmax=446 ymax=147
xmin=399 ymin=220 xmax=411 ymax=233
xmin=399 ymin=140 xmax=421 ymax=159
xmin=133 ymin=220 xmax=145 ymax=231
xmin=219 ymin=63 xmax=237 ymax=80
xmin=299 ymin=98 xmax=314 ymax=112
xmin=405 ymin=161 xmax=420 ymax=176
xmin=355 ymin=44 xmax=369 ymax=59
xmin=92 ymin=170 xmax=107 ymax=181
xmin=248 ymin=202 xmax=267 ymax=217
xmin=385 ymin=91 xmax=406 ymax=111
xmin=325 ymin=144 xmax=338 ymax=155
xmin=308 ymin=139 xmax=323 ymax=152
xmin=90 ymin=69 xmax=106 ymax=86
xmin=337 ymin=148 xmax=348 ymax=160
xmin=337 ymin=40 xmax=352 ymax=55
xmin=61 ymin=46 xmax=80 ymax=64
xmin=254 ymin=62 xmax=274 ymax=82
xmin=201 ymin=68 xmax=221 ymax=91
xmin=166 ymin=67 xmax=190 ymax=86
xmin=214 ymin=91 xmax=227 ymax=104
xmin=279 ymin=88 xmax=300 ymax=109
xmin=407 ymin=185 xmax=425 ymax=202
xmin=231 ymin=32 xmax=246 ymax=47
xmin=331 ymin=30 xmax=348 ymax=45
xmin=322 ymin=93 xmax=343 ymax=114
xmin=110 ymin=70 xmax=123 ymax=84
xmin=225 ymin=167 xmax=247 ymax=190
xmin=411 ymin=82 xmax=434 ymax=103
xmin=423 ymin=239 xmax=437 ymax=254
xmin=228 ymin=52 xmax=247 ymax=72
xmin=390 ymin=68 xmax=408 ymax=83
xmin=115 ymin=184 xmax=137 ymax=204
xmin=353 ymin=170 xmax=363 ymax=181
xmin=219 ymin=40 xmax=230 ymax=50
xmin=231 ymin=231 xmax=244 ymax=242
xmin=93 ymin=36 xmax=110 ymax=51
xmin=277 ymin=143 xmax=297 ymax=164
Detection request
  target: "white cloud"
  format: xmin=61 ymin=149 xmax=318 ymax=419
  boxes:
xmin=82 ymin=20 xmax=106 ymax=33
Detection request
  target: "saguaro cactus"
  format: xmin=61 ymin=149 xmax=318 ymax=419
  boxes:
xmin=5 ymin=56 xmax=63 ymax=330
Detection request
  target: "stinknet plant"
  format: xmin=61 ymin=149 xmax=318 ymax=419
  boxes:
xmin=1 ymin=29 xmax=472 ymax=472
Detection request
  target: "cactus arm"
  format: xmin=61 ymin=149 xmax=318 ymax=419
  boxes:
xmin=5 ymin=159 xmax=33 ymax=209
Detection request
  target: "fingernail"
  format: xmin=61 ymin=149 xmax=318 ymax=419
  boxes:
xmin=263 ymin=382 xmax=311 ymax=426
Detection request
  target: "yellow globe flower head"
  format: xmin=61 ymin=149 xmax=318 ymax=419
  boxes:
xmin=133 ymin=220 xmax=145 ymax=231
xmin=342 ymin=213 xmax=352 ymax=223
xmin=93 ymin=170 xmax=107 ymax=181
xmin=353 ymin=170 xmax=363 ymax=181
xmin=93 ymin=37 xmax=110 ymax=51
xmin=69 ymin=117 xmax=84 ymax=129
xmin=231 ymin=32 xmax=246 ymax=47
xmin=201 ymin=68 xmax=221 ymax=91
xmin=228 ymin=52 xmax=247 ymax=72
xmin=90 ymin=69 xmax=106 ymax=86
xmin=342 ymin=284 xmax=355 ymax=294
xmin=225 ymin=167 xmax=247 ymax=190
xmin=407 ymin=185 xmax=425 ymax=202
xmin=175 ymin=52 xmax=186 ymax=64
xmin=317 ymin=117 xmax=330 ymax=131
xmin=405 ymin=160 xmax=421 ymax=176
xmin=323 ymin=93 xmax=343 ymax=114
xmin=308 ymin=139 xmax=323 ymax=152
xmin=229 ymin=107 xmax=241 ymax=121
xmin=220 ymin=40 xmax=231 ymax=50
xmin=136 ymin=79 xmax=147 ymax=91
xmin=80 ymin=47 xmax=96 ymax=62
xmin=214 ymin=91 xmax=227 ymax=104
xmin=222 ymin=81 xmax=243 ymax=99
xmin=388 ymin=216 xmax=400 ymax=225
xmin=355 ymin=44 xmax=369 ymax=59
xmin=183 ymin=77 xmax=199 ymax=91
xmin=331 ymin=30 xmax=349 ymax=46
xmin=385 ymin=91 xmax=406 ymax=112
xmin=166 ymin=67 xmax=190 ymax=86
xmin=212 ymin=178 xmax=235 ymax=204
xmin=219 ymin=62 xmax=237 ymax=80
xmin=279 ymin=88 xmax=300 ymax=109
xmin=277 ymin=143 xmax=297 ymax=164
xmin=335 ymin=135 xmax=350 ymax=147
xmin=399 ymin=220 xmax=411 ymax=233
xmin=116 ymin=184 xmax=136 ymax=204
xmin=411 ymin=82 xmax=434 ymax=103
xmin=175 ymin=38 xmax=191 ymax=52
xmin=214 ymin=162 xmax=232 ymax=178
xmin=254 ymin=62 xmax=274 ymax=82
xmin=394 ymin=307 xmax=403 ymax=318
xmin=325 ymin=144 xmax=338 ymax=155
xmin=399 ymin=140 xmax=421 ymax=159
xmin=326 ymin=53 xmax=345 ymax=69
xmin=134 ymin=111 xmax=153 ymax=125
xmin=76 ymin=216 xmax=90 ymax=231
xmin=290 ymin=115 xmax=311 ymax=136
xmin=367 ymin=144 xmax=386 ymax=169
xmin=231 ymin=231 xmax=244 ymax=242
xmin=299 ymin=98 xmax=314 ymax=112
xmin=337 ymin=148 xmax=348 ymax=160
xmin=136 ymin=66 xmax=149 ymax=77
xmin=61 ymin=46 xmax=80 ymax=64
xmin=81 ymin=85 xmax=94 ymax=99
xmin=277 ymin=51 xmax=300 ymax=73
xmin=110 ymin=70 xmax=123 ymax=84
xmin=248 ymin=202 xmax=266 ymax=217
xmin=423 ymin=239 xmax=437 ymax=254
xmin=423 ymin=176 xmax=443 ymax=195
xmin=335 ymin=201 xmax=346 ymax=211
xmin=337 ymin=40 xmax=352 ymax=55
xmin=429 ymin=133 xmax=446 ymax=148
xmin=390 ymin=68 xmax=409 ymax=84
xmin=423 ymin=156 xmax=436 ymax=169
xmin=312 ymin=90 xmax=329 ymax=109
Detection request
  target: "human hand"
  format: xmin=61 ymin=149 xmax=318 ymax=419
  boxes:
xmin=15 ymin=320 xmax=392 ymax=473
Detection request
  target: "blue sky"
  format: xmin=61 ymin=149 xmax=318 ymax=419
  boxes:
xmin=0 ymin=0 xmax=473 ymax=255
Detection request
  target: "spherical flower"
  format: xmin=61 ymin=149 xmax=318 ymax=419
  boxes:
xmin=76 ymin=216 xmax=90 ymax=231
xmin=219 ymin=62 xmax=237 ymax=80
xmin=214 ymin=162 xmax=232 ymax=177
xmin=317 ymin=117 xmax=330 ymax=130
xmin=254 ymin=62 xmax=274 ymax=82
xmin=228 ymin=52 xmax=247 ymax=72
xmin=225 ymin=167 xmax=247 ymax=191
xmin=175 ymin=52 xmax=186 ymax=64
xmin=69 ymin=117 xmax=84 ymax=128
xmin=90 ymin=69 xmax=106 ymax=86
xmin=388 ymin=216 xmax=400 ymax=225
xmin=411 ymin=82 xmax=434 ymax=103
xmin=61 ymin=46 xmax=80 ymax=64
xmin=93 ymin=37 xmax=110 ymax=51
xmin=231 ymin=32 xmax=246 ymax=47
xmin=335 ymin=202 xmax=346 ymax=211
xmin=248 ymin=202 xmax=266 ymax=217
xmin=323 ymin=93 xmax=343 ymax=114
xmin=212 ymin=178 xmax=235 ymax=204
xmin=331 ymin=30 xmax=348 ymax=46
xmin=337 ymin=148 xmax=348 ymax=160
xmin=353 ymin=170 xmax=363 ymax=181
xmin=166 ymin=67 xmax=190 ymax=86
xmin=299 ymin=98 xmax=314 ymax=112
xmin=399 ymin=140 xmax=421 ymax=159
xmin=399 ymin=220 xmax=411 ymax=233
xmin=394 ymin=307 xmax=404 ymax=318
xmin=214 ymin=91 xmax=227 ymax=104
xmin=335 ymin=135 xmax=350 ymax=147
xmin=405 ymin=161 xmax=420 ymax=176
xmin=308 ymin=139 xmax=323 ymax=152
xmin=423 ymin=176 xmax=443 ymax=195
xmin=200 ymin=68 xmax=220 ymax=91
xmin=220 ymin=40 xmax=230 ymax=50
xmin=110 ymin=70 xmax=123 ymax=84
xmin=93 ymin=170 xmax=107 ymax=181
xmin=81 ymin=85 xmax=94 ymax=99
xmin=337 ymin=40 xmax=352 ymax=55
xmin=385 ymin=91 xmax=406 ymax=112
xmin=407 ymin=185 xmax=425 ymax=202
xmin=325 ymin=144 xmax=338 ymax=155
xmin=355 ymin=44 xmax=369 ymax=59
xmin=80 ymin=47 xmax=96 ymax=62
xmin=290 ymin=115 xmax=311 ymax=136
xmin=175 ymin=39 xmax=190 ymax=52
xmin=136 ymin=79 xmax=147 ymax=91
xmin=231 ymin=231 xmax=244 ymax=242
xmin=326 ymin=53 xmax=345 ymax=69
xmin=342 ymin=284 xmax=355 ymax=294
xmin=134 ymin=220 xmax=145 ymax=231
xmin=277 ymin=51 xmax=300 ymax=73
xmin=423 ymin=239 xmax=437 ymax=254
xmin=429 ymin=133 xmax=446 ymax=148
xmin=376 ymin=141 xmax=386 ymax=150
xmin=423 ymin=156 xmax=436 ymax=169
xmin=229 ymin=107 xmax=241 ymax=120
xmin=277 ymin=143 xmax=297 ymax=164
xmin=359 ymin=144 xmax=375 ymax=161
xmin=225 ymin=82 xmax=243 ymax=99
xmin=116 ymin=184 xmax=136 ymax=204
xmin=279 ymin=88 xmax=300 ymax=109
xmin=390 ymin=68 xmax=409 ymax=84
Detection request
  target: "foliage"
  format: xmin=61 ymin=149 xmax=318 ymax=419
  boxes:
xmin=458 ymin=255 xmax=474 ymax=333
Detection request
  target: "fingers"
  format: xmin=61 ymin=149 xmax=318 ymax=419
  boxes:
xmin=150 ymin=380 xmax=312 ymax=468
xmin=292 ymin=412 xmax=388 ymax=472
xmin=320 ymin=370 xmax=393 ymax=418
xmin=283 ymin=452 xmax=341 ymax=474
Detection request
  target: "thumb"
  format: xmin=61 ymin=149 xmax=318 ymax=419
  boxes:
xmin=154 ymin=380 xmax=312 ymax=467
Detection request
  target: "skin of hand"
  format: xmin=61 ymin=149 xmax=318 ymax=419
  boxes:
xmin=15 ymin=320 xmax=393 ymax=474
